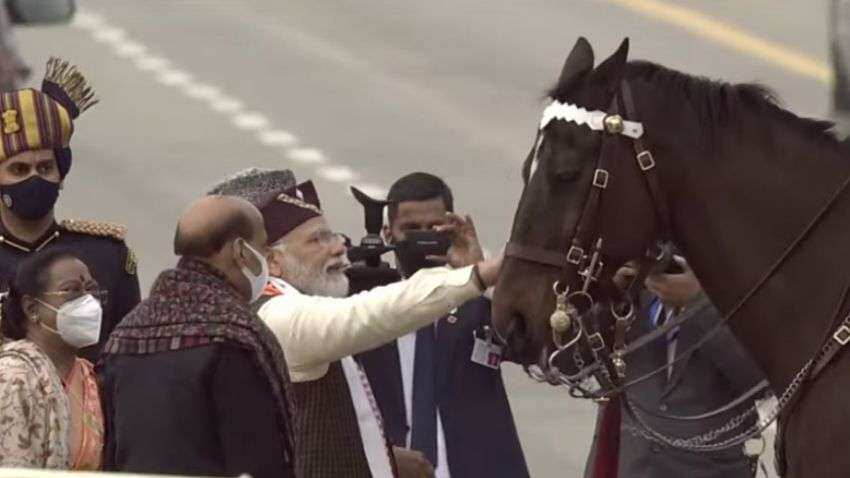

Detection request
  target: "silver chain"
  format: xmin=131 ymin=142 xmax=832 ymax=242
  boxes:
xmin=622 ymin=358 xmax=813 ymax=452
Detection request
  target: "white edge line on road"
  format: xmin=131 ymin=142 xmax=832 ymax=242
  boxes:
xmin=317 ymin=165 xmax=358 ymax=183
xmin=71 ymin=10 xmax=389 ymax=198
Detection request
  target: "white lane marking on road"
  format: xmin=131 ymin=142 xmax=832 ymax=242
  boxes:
xmin=155 ymin=69 xmax=194 ymax=87
xmin=92 ymin=26 xmax=125 ymax=43
xmin=72 ymin=9 xmax=389 ymax=199
xmin=112 ymin=40 xmax=147 ymax=59
xmin=232 ymin=112 xmax=270 ymax=131
xmin=181 ymin=83 xmax=222 ymax=101
xmin=134 ymin=55 xmax=170 ymax=72
xmin=209 ymin=96 xmax=244 ymax=114
xmin=317 ymin=165 xmax=357 ymax=183
xmin=72 ymin=11 xmax=105 ymax=30
xmin=257 ymin=129 xmax=298 ymax=147
xmin=286 ymin=148 xmax=326 ymax=164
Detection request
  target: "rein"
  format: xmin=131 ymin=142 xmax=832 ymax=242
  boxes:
xmin=505 ymin=78 xmax=850 ymax=452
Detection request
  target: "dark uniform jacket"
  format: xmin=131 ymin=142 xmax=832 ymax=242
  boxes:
xmin=357 ymin=297 xmax=530 ymax=478
xmin=0 ymin=219 xmax=141 ymax=360
xmin=99 ymin=344 xmax=290 ymax=478
xmin=585 ymin=292 xmax=767 ymax=478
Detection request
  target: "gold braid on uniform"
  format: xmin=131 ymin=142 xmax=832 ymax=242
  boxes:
xmin=60 ymin=219 xmax=127 ymax=241
xmin=44 ymin=57 xmax=99 ymax=114
xmin=276 ymin=193 xmax=323 ymax=215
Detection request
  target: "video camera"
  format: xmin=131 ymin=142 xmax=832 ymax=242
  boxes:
xmin=346 ymin=187 xmax=395 ymax=267
xmin=344 ymin=186 xmax=451 ymax=294
xmin=344 ymin=187 xmax=400 ymax=294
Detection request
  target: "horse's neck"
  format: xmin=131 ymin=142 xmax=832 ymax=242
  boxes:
xmin=664 ymin=114 xmax=850 ymax=388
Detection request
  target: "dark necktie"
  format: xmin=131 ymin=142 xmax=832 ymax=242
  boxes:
xmin=410 ymin=324 xmax=438 ymax=466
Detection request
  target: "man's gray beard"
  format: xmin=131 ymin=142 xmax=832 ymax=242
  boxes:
xmin=280 ymin=252 xmax=349 ymax=298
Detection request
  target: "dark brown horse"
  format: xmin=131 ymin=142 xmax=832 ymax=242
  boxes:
xmin=492 ymin=37 xmax=850 ymax=477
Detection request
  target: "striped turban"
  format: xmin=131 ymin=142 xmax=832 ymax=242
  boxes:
xmin=0 ymin=57 xmax=97 ymax=176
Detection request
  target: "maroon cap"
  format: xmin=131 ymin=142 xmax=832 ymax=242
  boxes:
xmin=261 ymin=180 xmax=323 ymax=243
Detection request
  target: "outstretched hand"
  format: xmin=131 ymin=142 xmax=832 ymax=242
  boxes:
xmin=431 ymin=213 xmax=485 ymax=268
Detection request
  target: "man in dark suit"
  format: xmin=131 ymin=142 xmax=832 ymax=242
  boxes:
xmin=356 ymin=172 xmax=529 ymax=478
xmin=584 ymin=256 xmax=769 ymax=478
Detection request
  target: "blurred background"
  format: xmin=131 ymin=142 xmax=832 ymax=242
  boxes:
xmin=6 ymin=1 xmax=839 ymax=476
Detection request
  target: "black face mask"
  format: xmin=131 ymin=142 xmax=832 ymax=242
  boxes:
xmin=1 ymin=176 xmax=60 ymax=220
xmin=393 ymin=230 xmax=451 ymax=276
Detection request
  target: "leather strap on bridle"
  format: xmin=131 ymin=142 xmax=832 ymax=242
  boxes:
xmin=505 ymin=79 xmax=674 ymax=280
xmin=505 ymin=96 xmax=612 ymax=273
xmin=577 ymin=167 xmax=850 ymax=399
xmin=632 ymin=379 xmax=770 ymax=421
xmin=507 ymin=77 xmax=850 ymax=398
xmin=620 ymin=81 xmax=673 ymax=242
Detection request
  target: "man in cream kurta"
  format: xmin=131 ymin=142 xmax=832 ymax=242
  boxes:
xmin=210 ymin=170 xmax=496 ymax=477
xmin=259 ymin=264 xmax=483 ymax=382
xmin=259 ymin=265 xmax=484 ymax=477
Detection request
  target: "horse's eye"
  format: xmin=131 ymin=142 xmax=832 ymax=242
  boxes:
xmin=550 ymin=149 xmax=584 ymax=182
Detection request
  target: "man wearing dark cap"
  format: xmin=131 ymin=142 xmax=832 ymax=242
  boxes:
xmin=207 ymin=166 xmax=296 ymax=208
xmin=0 ymin=58 xmax=140 ymax=360
xmin=99 ymin=195 xmax=293 ymax=478
xmin=210 ymin=169 xmax=501 ymax=478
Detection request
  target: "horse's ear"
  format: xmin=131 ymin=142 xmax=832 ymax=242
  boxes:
xmin=592 ymin=38 xmax=630 ymax=89
xmin=555 ymin=37 xmax=595 ymax=94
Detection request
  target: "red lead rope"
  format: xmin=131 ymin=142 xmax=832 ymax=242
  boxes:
xmin=592 ymin=397 xmax=622 ymax=478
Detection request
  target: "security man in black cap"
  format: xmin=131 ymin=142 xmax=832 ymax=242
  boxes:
xmin=0 ymin=57 xmax=141 ymax=360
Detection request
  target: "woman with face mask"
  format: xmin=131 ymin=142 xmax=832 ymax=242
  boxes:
xmin=0 ymin=247 xmax=105 ymax=469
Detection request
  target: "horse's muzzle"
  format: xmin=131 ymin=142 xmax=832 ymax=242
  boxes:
xmin=496 ymin=313 xmax=538 ymax=365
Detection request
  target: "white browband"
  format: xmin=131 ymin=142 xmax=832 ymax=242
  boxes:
xmin=539 ymin=100 xmax=644 ymax=139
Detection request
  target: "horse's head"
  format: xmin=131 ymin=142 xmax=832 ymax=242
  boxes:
xmin=493 ymin=38 xmax=661 ymax=370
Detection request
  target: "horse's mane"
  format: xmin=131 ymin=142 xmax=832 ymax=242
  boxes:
xmin=622 ymin=60 xmax=838 ymax=143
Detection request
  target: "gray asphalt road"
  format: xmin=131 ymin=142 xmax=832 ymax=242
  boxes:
xmin=14 ymin=1 xmax=831 ymax=476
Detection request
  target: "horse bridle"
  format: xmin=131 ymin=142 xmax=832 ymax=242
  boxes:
xmin=505 ymin=79 xmax=674 ymax=393
xmin=503 ymin=78 xmax=850 ymax=454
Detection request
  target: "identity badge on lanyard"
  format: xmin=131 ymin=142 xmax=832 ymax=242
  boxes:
xmin=471 ymin=325 xmax=503 ymax=369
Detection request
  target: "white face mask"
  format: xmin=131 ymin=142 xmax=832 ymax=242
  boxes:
xmin=239 ymin=240 xmax=269 ymax=303
xmin=36 ymin=294 xmax=103 ymax=349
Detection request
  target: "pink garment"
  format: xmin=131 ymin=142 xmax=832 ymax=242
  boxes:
xmin=65 ymin=357 xmax=104 ymax=470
